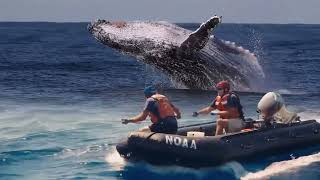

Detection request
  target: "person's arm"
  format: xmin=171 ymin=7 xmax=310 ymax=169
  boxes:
xmin=129 ymin=110 xmax=149 ymax=123
xmin=193 ymin=99 xmax=217 ymax=117
xmin=122 ymin=98 xmax=153 ymax=124
xmin=197 ymin=106 xmax=215 ymax=115
xmin=171 ymin=103 xmax=181 ymax=119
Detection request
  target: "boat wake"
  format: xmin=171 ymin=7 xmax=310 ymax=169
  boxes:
xmin=105 ymin=147 xmax=127 ymax=171
xmin=298 ymin=109 xmax=320 ymax=122
xmin=241 ymin=152 xmax=320 ymax=180
xmin=109 ymin=158 xmax=247 ymax=179
xmin=144 ymin=161 xmax=246 ymax=178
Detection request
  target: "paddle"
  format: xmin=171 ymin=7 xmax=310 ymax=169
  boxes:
xmin=178 ymin=121 xmax=216 ymax=129
xmin=178 ymin=111 xmax=218 ymax=129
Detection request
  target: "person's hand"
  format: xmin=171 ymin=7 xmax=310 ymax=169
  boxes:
xmin=176 ymin=114 xmax=181 ymax=119
xmin=121 ymin=119 xmax=131 ymax=124
xmin=192 ymin=112 xmax=199 ymax=117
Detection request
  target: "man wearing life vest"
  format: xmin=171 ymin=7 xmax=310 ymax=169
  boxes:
xmin=193 ymin=81 xmax=244 ymax=135
xmin=121 ymin=86 xmax=181 ymax=134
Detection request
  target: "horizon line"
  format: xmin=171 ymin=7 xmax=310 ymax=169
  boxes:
xmin=0 ymin=21 xmax=319 ymax=25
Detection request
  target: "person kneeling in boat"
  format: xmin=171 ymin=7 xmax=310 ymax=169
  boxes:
xmin=193 ymin=81 xmax=244 ymax=135
xmin=121 ymin=86 xmax=181 ymax=134
xmin=257 ymin=92 xmax=299 ymax=127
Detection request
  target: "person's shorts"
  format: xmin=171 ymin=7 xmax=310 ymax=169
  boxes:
xmin=227 ymin=118 xmax=244 ymax=133
xmin=149 ymin=117 xmax=177 ymax=134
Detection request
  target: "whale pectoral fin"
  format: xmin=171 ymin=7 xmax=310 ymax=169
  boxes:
xmin=178 ymin=16 xmax=221 ymax=55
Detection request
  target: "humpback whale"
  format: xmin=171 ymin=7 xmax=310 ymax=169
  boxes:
xmin=88 ymin=16 xmax=265 ymax=90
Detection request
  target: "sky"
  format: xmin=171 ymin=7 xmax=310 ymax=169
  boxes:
xmin=0 ymin=0 xmax=319 ymax=24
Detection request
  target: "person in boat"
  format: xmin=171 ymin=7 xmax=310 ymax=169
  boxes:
xmin=193 ymin=81 xmax=244 ymax=135
xmin=256 ymin=92 xmax=299 ymax=127
xmin=121 ymin=86 xmax=181 ymax=134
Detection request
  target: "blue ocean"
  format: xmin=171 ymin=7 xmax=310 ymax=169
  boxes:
xmin=0 ymin=22 xmax=320 ymax=180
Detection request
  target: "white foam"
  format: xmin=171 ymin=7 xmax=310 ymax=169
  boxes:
xmin=276 ymin=89 xmax=294 ymax=95
xmin=298 ymin=110 xmax=320 ymax=121
xmin=121 ymin=160 xmax=247 ymax=179
xmin=56 ymin=148 xmax=89 ymax=159
xmin=105 ymin=147 xmax=126 ymax=171
xmin=274 ymin=89 xmax=311 ymax=95
xmin=241 ymin=152 xmax=320 ymax=180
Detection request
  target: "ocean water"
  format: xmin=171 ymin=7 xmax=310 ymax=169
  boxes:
xmin=0 ymin=22 xmax=320 ymax=180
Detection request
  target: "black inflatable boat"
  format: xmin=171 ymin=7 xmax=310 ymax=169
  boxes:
xmin=116 ymin=119 xmax=320 ymax=167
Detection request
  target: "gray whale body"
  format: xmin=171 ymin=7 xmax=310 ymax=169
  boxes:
xmin=88 ymin=16 xmax=265 ymax=90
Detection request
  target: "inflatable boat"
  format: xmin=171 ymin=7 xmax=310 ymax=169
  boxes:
xmin=116 ymin=119 xmax=320 ymax=167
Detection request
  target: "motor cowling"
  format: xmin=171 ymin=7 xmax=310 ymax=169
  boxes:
xmin=257 ymin=92 xmax=298 ymax=124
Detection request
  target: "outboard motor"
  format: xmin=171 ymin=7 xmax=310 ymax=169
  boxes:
xmin=257 ymin=92 xmax=298 ymax=124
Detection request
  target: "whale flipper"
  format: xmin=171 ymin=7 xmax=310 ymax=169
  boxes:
xmin=179 ymin=16 xmax=221 ymax=56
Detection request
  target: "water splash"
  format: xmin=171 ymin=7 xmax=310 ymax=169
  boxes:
xmin=241 ymin=152 xmax=320 ymax=180
xmin=145 ymin=64 xmax=188 ymax=89
xmin=298 ymin=109 xmax=320 ymax=121
xmin=105 ymin=147 xmax=126 ymax=171
xmin=197 ymin=36 xmax=266 ymax=91
xmin=120 ymin=160 xmax=247 ymax=179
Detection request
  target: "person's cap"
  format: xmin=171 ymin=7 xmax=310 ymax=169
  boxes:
xmin=144 ymin=86 xmax=157 ymax=97
xmin=216 ymin=80 xmax=230 ymax=90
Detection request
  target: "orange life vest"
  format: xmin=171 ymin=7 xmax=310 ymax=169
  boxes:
xmin=149 ymin=94 xmax=175 ymax=124
xmin=214 ymin=93 xmax=241 ymax=119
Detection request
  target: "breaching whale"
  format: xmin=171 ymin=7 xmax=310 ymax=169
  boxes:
xmin=88 ymin=16 xmax=265 ymax=90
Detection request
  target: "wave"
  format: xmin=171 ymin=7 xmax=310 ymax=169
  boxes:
xmin=56 ymin=143 xmax=109 ymax=159
xmin=298 ymin=109 xmax=320 ymax=121
xmin=1 ymin=148 xmax=62 ymax=158
xmin=109 ymin=157 xmax=247 ymax=179
xmin=0 ymin=147 xmax=63 ymax=165
xmin=241 ymin=152 xmax=320 ymax=180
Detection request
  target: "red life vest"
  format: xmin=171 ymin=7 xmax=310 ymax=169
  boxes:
xmin=149 ymin=94 xmax=175 ymax=123
xmin=214 ymin=93 xmax=241 ymax=119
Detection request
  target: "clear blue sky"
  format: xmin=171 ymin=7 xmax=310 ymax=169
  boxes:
xmin=0 ymin=0 xmax=319 ymax=23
